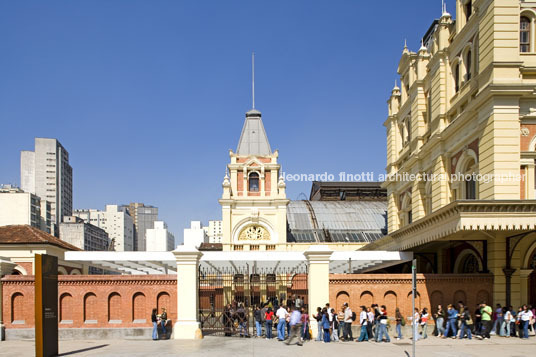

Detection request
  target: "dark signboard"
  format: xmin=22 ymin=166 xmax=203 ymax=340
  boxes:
xmin=35 ymin=254 xmax=58 ymax=357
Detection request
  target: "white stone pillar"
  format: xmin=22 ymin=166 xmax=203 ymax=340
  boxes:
xmin=0 ymin=258 xmax=16 ymax=341
xmin=173 ymin=246 xmax=203 ymax=339
xmin=304 ymin=245 xmax=333 ymax=340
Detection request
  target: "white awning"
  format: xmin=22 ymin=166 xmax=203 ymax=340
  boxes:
xmin=64 ymin=249 xmax=412 ymax=275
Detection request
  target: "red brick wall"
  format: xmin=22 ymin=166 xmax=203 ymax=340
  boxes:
xmin=1 ymin=275 xmax=177 ymax=329
xmin=329 ymin=273 xmax=493 ymax=324
xmin=520 ymin=124 xmax=536 ymax=151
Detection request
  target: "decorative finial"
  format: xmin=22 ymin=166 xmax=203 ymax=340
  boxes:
xmin=420 ymin=39 xmax=427 ymax=52
xmin=404 ymin=38 xmax=407 ymax=49
xmin=252 ymin=52 xmax=255 ymax=109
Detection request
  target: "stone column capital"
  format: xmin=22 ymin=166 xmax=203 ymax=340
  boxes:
xmin=304 ymin=245 xmax=333 ymax=263
xmin=172 ymin=246 xmax=203 ymax=265
xmin=519 ymin=268 xmax=533 ymax=278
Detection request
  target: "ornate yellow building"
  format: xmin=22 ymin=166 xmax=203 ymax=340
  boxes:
xmin=370 ymin=0 xmax=536 ymax=307
xmin=219 ymin=108 xmax=289 ymax=250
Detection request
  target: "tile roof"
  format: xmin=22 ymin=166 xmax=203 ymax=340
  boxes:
xmin=0 ymin=225 xmax=81 ymax=251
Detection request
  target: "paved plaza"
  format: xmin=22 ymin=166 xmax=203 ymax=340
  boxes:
xmin=0 ymin=336 xmax=534 ymax=357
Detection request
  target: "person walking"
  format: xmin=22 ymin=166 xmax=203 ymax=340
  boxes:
xmin=151 ymin=308 xmax=158 ymax=340
xmin=276 ymin=305 xmax=289 ymax=341
xmin=420 ymin=308 xmax=429 ymax=339
xmin=395 ymin=307 xmax=403 ymax=340
xmin=458 ymin=306 xmax=473 ymax=340
xmin=314 ymin=307 xmax=323 ymax=341
xmin=434 ymin=305 xmax=445 ymax=337
xmin=321 ymin=308 xmax=331 ymax=343
xmin=286 ymin=306 xmax=303 ymax=346
xmin=376 ymin=305 xmax=391 ymax=343
xmin=357 ymin=306 xmax=369 ymax=342
xmin=444 ymin=304 xmax=458 ymax=339
xmin=343 ymin=303 xmax=354 ymax=341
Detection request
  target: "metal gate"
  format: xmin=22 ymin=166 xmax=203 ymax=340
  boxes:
xmin=198 ymin=266 xmax=308 ymax=337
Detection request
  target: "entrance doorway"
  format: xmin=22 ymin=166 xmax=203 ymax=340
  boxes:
xmin=198 ymin=266 xmax=308 ymax=337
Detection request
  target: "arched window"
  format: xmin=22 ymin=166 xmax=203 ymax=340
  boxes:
xmin=463 ymin=158 xmax=477 ymax=199
xmin=521 ymin=16 xmax=531 ymax=53
xmin=465 ymin=50 xmax=472 ymax=81
xmin=248 ymin=172 xmax=259 ymax=192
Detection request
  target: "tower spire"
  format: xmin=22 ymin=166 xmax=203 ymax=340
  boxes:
xmin=252 ymin=52 xmax=255 ymax=109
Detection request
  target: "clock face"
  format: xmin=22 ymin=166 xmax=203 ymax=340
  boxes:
xmin=238 ymin=225 xmax=270 ymax=241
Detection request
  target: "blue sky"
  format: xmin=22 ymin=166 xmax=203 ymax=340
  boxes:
xmin=0 ymin=1 xmax=456 ymax=243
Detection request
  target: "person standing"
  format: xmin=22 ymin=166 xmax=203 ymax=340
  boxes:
xmin=395 ymin=307 xmax=403 ymax=340
xmin=313 ymin=307 xmax=323 ymax=341
xmin=519 ymin=304 xmax=534 ymax=339
xmin=478 ymin=302 xmax=493 ymax=339
xmin=338 ymin=307 xmax=346 ymax=340
xmin=276 ymin=305 xmax=289 ymax=341
xmin=151 ymin=308 xmax=158 ymax=340
xmin=501 ymin=306 xmax=512 ymax=337
xmin=443 ymin=304 xmax=458 ymax=339
xmin=254 ymin=306 xmax=263 ymax=337
xmin=494 ymin=304 xmax=503 ymax=336
xmin=474 ymin=304 xmax=482 ymax=337
xmin=357 ymin=306 xmax=369 ymax=342
xmin=420 ymin=308 xmax=429 ymax=339
xmin=434 ymin=305 xmax=445 ymax=337
xmin=458 ymin=306 xmax=473 ymax=340
xmin=343 ymin=303 xmax=353 ymax=341
xmin=286 ymin=306 xmax=303 ymax=346
xmin=159 ymin=307 xmax=168 ymax=338
xmin=265 ymin=307 xmax=274 ymax=339
xmin=321 ymin=308 xmax=331 ymax=343
xmin=367 ymin=306 xmax=375 ymax=341
xmin=331 ymin=308 xmax=340 ymax=341
xmin=413 ymin=308 xmax=421 ymax=341
xmin=300 ymin=307 xmax=310 ymax=341
xmin=236 ymin=303 xmax=249 ymax=337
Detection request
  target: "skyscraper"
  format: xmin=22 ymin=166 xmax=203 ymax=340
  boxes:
xmin=21 ymin=138 xmax=73 ymax=236
xmin=120 ymin=203 xmax=158 ymax=251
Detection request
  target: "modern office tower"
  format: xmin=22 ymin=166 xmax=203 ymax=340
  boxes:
xmin=59 ymin=216 xmax=110 ymax=251
xmin=0 ymin=184 xmax=51 ymax=233
xmin=206 ymin=220 xmax=223 ymax=243
xmin=20 ymin=138 xmax=73 ymax=236
xmin=73 ymin=205 xmax=134 ymax=251
xmin=120 ymin=203 xmax=158 ymax=251
xmin=146 ymin=221 xmax=175 ymax=251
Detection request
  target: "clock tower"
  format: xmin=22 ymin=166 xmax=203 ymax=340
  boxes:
xmin=219 ymin=108 xmax=288 ymax=250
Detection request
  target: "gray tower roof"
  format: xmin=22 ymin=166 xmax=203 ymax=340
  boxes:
xmin=236 ymin=109 xmax=272 ymax=156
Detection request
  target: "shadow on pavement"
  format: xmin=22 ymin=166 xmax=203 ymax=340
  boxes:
xmin=58 ymin=344 xmax=109 ymax=356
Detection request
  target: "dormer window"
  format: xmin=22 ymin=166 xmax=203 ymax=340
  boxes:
xmin=464 ymin=0 xmax=472 ymax=22
xmin=248 ymin=172 xmax=259 ymax=192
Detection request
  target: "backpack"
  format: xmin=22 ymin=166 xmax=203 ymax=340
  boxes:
xmin=401 ymin=316 xmax=406 ymax=326
xmin=351 ymin=311 xmax=357 ymax=321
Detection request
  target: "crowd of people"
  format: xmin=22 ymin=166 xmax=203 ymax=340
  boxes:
xmin=215 ymin=298 xmax=536 ymax=344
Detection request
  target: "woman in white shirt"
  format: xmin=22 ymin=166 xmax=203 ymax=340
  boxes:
xmin=501 ymin=307 xmax=512 ymax=337
xmin=519 ymin=305 xmax=534 ymax=339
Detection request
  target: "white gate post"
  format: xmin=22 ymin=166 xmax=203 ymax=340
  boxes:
xmin=173 ymin=246 xmax=203 ymax=339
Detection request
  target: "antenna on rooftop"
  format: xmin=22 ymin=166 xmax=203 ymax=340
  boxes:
xmin=252 ymin=52 xmax=255 ymax=109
